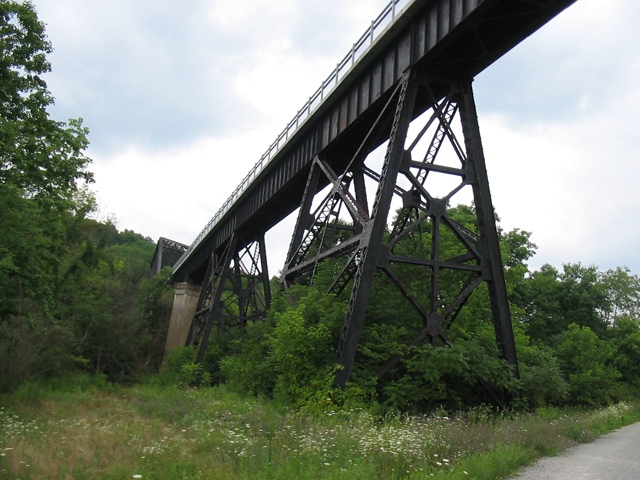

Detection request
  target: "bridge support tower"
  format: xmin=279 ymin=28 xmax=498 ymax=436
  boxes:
xmin=184 ymin=234 xmax=272 ymax=366
xmin=282 ymin=69 xmax=519 ymax=388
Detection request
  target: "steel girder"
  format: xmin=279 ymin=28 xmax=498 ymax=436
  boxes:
xmin=150 ymin=237 xmax=188 ymax=276
xmin=282 ymin=68 xmax=518 ymax=388
xmin=186 ymin=234 xmax=271 ymax=365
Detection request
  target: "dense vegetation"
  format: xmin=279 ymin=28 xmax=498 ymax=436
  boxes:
xmin=2 ymin=0 xmax=640 ymax=415
xmin=0 ymin=0 xmax=174 ymax=392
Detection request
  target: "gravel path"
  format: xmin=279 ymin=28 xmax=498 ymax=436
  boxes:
xmin=507 ymin=421 xmax=640 ymax=480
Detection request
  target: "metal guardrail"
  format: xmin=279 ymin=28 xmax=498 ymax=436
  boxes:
xmin=174 ymin=0 xmax=412 ymax=273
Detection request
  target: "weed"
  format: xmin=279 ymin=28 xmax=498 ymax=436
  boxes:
xmin=1 ymin=381 xmax=638 ymax=480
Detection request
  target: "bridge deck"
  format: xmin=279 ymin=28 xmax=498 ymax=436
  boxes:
xmin=173 ymin=0 xmax=577 ymax=283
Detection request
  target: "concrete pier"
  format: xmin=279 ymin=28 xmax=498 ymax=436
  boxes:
xmin=164 ymin=282 xmax=201 ymax=357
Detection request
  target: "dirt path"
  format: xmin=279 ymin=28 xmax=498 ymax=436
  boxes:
xmin=507 ymin=421 xmax=640 ymax=480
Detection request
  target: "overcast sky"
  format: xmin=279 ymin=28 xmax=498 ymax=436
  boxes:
xmin=31 ymin=0 xmax=640 ymax=276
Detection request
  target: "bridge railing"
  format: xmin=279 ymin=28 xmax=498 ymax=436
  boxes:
xmin=174 ymin=0 xmax=412 ymax=273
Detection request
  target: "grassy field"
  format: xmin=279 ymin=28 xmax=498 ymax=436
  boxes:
xmin=1 ymin=376 xmax=639 ymax=480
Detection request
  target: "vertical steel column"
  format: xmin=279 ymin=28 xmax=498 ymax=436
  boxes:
xmin=283 ymin=159 xmax=322 ymax=286
xmin=194 ymin=234 xmax=238 ymax=365
xmin=335 ymin=70 xmax=421 ymax=388
xmin=458 ymin=80 xmax=519 ymax=378
xmin=352 ymin=166 xmax=369 ymax=235
xmin=258 ymin=235 xmax=272 ymax=309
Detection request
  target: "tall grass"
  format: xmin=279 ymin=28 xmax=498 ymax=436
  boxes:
xmin=1 ymin=379 xmax=639 ymax=479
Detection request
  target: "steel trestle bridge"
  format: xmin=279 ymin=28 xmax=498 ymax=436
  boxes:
xmin=167 ymin=0 xmax=579 ymax=392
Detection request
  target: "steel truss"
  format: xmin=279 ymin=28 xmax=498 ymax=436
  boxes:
xmin=186 ymin=234 xmax=271 ymax=365
xmin=282 ymin=69 xmax=519 ymax=388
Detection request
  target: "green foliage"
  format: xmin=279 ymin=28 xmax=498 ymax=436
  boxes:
xmin=500 ymin=228 xmax=537 ymax=269
xmin=516 ymin=263 xmax=610 ymax=341
xmin=598 ymin=266 xmax=640 ymax=325
xmin=0 ymin=215 xmax=170 ymax=392
xmin=0 ymin=0 xmax=102 ymax=392
xmin=217 ymin=318 xmax=277 ymax=396
xmin=608 ymin=317 xmax=640 ymax=391
xmin=509 ymin=262 xmax=640 ymax=406
xmin=220 ymin=287 xmax=346 ymax=408
xmin=157 ymin=345 xmax=197 ymax=386
xmin=517 ymin=344 xmax=568 ymax=408
xmin=379 ymin=330 xmax=519 ymax=411
xmin=5 ymin=372 xmax=111 ymax=404
xmin=157 ymin=344 xmax=215 ymax=388
xmin=555 ymin=324 xmax=621 ymax=405
xmin=179 ymin=362 xmax=212 ymax=387
xmin=268 ymin=288 xmax=344 ymax=404
xmin=52 ymin=226 xmax=166 ymax=383
xmin=0 ymin=315 xmax=85 ymax=392
xmin=0 ymin=0 xmax=92 ymax=206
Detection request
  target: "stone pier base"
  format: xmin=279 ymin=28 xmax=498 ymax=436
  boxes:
xmin=164 ymin=282 xmax=201 ymax=358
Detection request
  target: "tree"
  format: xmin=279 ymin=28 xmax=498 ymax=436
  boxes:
xmin=0 ymin=4 xmax=188 ymax=391
xmin=517 ymin=263 xmax=609 ymax=343
xmin=0 ymin=0 xmax=94 ymax=314
xmin=608 ymin=317 xmax=640 ymax=394
xmin=555 ymin=324 xmax=621 ymax=405
xmin=598 ymin=267 xmax=640 ymax=326
xmin=0 ymin=0 xmax=96 ymax=391
xmin=0 ymin=0 xmax=92 ymax=206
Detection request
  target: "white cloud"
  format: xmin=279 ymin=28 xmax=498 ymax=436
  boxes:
xmin=91 ymin=130 xmax=275 ymax=245
xmin=481 ymin=84 xmax=640 ymax=271
xmin=471 ymin=0 xmax=640 ymax=273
